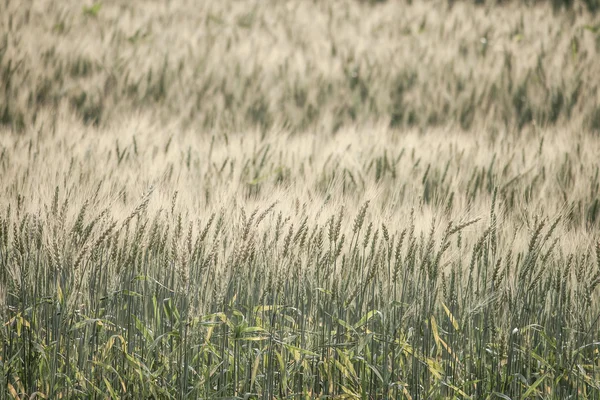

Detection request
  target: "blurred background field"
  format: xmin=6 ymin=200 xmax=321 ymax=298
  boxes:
xmin=2 ymin=0 xmax=600 ymax=132
xmin=1 ymin=0 xmax=599 ymax=398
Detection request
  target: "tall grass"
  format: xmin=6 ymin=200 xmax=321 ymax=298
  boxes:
xmin=1 ymin=0 xmax=600 ymax=398
xmin=0 ymin=121 xmax=599 ymax=398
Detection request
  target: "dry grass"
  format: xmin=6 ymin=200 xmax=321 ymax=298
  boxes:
xmin=0 ymin=0 xmax=599 ymax=398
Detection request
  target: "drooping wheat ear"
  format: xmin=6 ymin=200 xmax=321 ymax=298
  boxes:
xmin=92 ymin=220 xmax=117 ymax=257
xmin=212 ymin=208 xmax=225 ymax=242
xmin=293 ymin=216 xmax=308 ymax=245
xmin=381 ymin=223 xmax=389 ymax=243
xmin=185 ymin=221 xmax=193 ymax=255
xmin=527 ymin=262 xmax=545 ymax=293
xmin=353 ymin=200 xmax=369 ymax=235
xmin=59 ymin=196 xmax=69 ymax=234
xmin=345 ymin=279 xmax=361 ymax=308
xmin=35 ymin=214 xmax=43 ymax=251
xmin=331 ymin=272 xmax=339 ymax=302
xmin=334 ymin=234 xmax=345 ymax=261
xmin=467 ymin=227 xmax=490 ymax=293
xmin=132 ymin=218 xmax=147 ymax=260
xmin=170 ymin=190 xmax=178 ymax=216
xmin=519 ymin=218 xmax=545 ymax=283
xmin=491 ymin=256 xmax=503 ymax=289
xmin=248 ymin=206 xmax=259 ymax=227
xmin=362 ymin=247 xmax=381 ymax=296
xmin=240 ymin=206 xmax=247 ymax=232
xmin=274 ymin=212 xmax=283 ymax=244
xmin=12 ymin=220 xmax=24 ymax=264
xmin=541 ymin=238 xmax=559 ymax=265
xmin=178 ymin=240 xmax=189 ymax=290
xmin=158 ymin=224 xmax=169 ymax=258
xmin=282 ymin=224 xmax=293 ymax=259
xmin=71 ymin=200 xmax=89 ymax=238
xmin=146 ymin=214 xmax=161 ymax=250
xmin=19 ymin=215 xmax=30 ymax=255
xmin=378 ymin=269 xmax=384 ymax=303
xmin=575 ymin=253 xmax=585 ymax=284
xmin=363 ymin=222 xmax=373 ymax=250
xmin=328 ymin=206 xmax=344 ymax=245
xmin=242 ymin=207 xmax=258 ymax=241
xmin=80 ymin=207 xmax=107 ymax=246
xmin=541 ymin=216 xmax=561 ymax=247
xmin=51 ymin=186 xmax=59 ymax=217
xmin=12 ymin=220 xmax=25 ymax=288
xmin=369 ymin=229 xmax=379 ymax=260
xmin=296 ymin=218 xmax=309 ymax=251
xmin=73 ymin=242 xmax=90 ymax=275
xmin=490 ymin=187 xmax=498 ymax=255
xmin=589 ymin=269 xmax=600 ymax=296
xmin=52 ymin=233 xmax=62 ymax=274
xmin=122 ymin=186 xmax=154 ymax=228
xmin=392 ymin=229 xmax=406 ymax=284
xmin=199 ymin=212 xmax=216 ymax=244
xmin=561 ymin=255 xmax=573 ymax=305
xmin=448 ymin=218 xmax=480 ymax=236
xmin=1 ymin=214 xmax=8 ymax=249
xmin=255 ymin=201 xmax=277 ymax=227
xmin=171 ymin=215 xmax=182 ymax=274
xmin=442 ymin=273 xmax=448 ymax=302
xmin=422 ymin=219 xmax=436 ymax=276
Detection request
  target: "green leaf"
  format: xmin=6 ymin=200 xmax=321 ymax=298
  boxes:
xmin=250 ymin=351 xmax=261 ymax=392
xmin=440 ymin=380 xmax=472 ymax=399
xmin=583 ymin=24 xmax=600 ymax=34
xmin=336 ymin=317 xmax=356 ymax=334
xmin=426 ymin=357 xmax=443 ymax=380
xmin=441 ymin=302 xmax=459 ymax=331
xmin=316 ymin=287 xmax=333 ymax=296
xmin=522 ymin=373 xmax=548 ymax=398
xmin=283 ymin=343 xmax=319 ymax=358
xmin=83 ymin=2 xmax=102 ymax=17
xmin=239 ymin=326 xmax=269 ymax=341
xmin=354 ymin=309 xmax=381 ymax=329
xmin=70 ymin=318 xmax=106 ymax=331
xmin=133 ymin=315 xmax=154 ymax=342
xmin=103 ymin=377 xmax=118 ymax=399
xmin=121 ymin=289 xmax=142 ymax=298
xmin=366 ymin=362 xmax=383 ymax=383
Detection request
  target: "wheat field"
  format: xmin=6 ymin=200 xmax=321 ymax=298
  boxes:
xmin=1 ymin=0 xmax=599 ymax=398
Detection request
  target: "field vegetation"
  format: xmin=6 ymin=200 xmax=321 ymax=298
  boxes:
xmin=1 ymin=0 xmax=599 ymax=398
